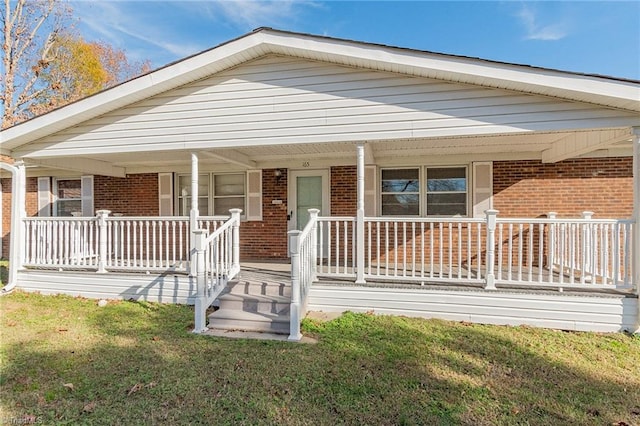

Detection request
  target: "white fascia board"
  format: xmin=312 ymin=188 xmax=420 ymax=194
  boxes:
xmin=0 ymin=33 xmax=268 ymax=151
xmin=260 ymin=31 xmax=640 ymax=112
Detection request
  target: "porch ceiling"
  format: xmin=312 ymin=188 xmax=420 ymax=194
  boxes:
xmin=21 ymin=127 xmax=633 ymax=176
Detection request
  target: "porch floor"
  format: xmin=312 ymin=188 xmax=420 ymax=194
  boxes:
xmin=239 ymin=261 xmax=636 ymax=298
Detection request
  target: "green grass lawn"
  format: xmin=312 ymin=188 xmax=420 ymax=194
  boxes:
xmin=1 ymin=292 xmax=639 ymax=425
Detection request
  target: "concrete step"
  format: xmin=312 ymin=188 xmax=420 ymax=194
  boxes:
xmin=216 ymin=292 xmax=290 ymax=315
xmin=226 ymin=280 xmax=291 ymax=297
xmin=207 ymin=309 xmax=290 ymax=334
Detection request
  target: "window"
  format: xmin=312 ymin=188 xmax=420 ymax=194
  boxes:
xmin=426 ymin=167 xmax=467 ymax=216
xmin=213 ymin=174 xmax=245 ymax=215
xmin=55 ymin=179 xmax=82 ymax=216
xmin=380 ymin=166 xmax=468 ymax=216
xmin=176 ymin=173 xmax=245 ymax=216
xmin=381 ymin=168 xmax=420 ymax=216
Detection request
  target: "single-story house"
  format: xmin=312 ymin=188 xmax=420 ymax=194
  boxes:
xmin=1 ymin=28 xmax=639 ymax=339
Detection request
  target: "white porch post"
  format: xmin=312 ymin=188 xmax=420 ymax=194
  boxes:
xmin=192 ymin=229 xmax=208 ymax=333
xmin=484 ymin=209 xmax=498 ymax=290
xmin=355 ymin=143 xmax=366 ymax=284
xmin=288 ymin=230 xmax=302 ymax=341
xmin=632 ymin=127 xmax=640 ymax=333
xmin=4 ymin=161 xmax=26 ymax=292
xmin=189 ymin=152 xmax=199 ymax=276
xmin=96 ymin=210 xmax=111 ymax=273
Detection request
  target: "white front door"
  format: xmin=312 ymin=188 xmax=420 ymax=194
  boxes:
xmin=288 ymin=169 xmax=330 ymax=232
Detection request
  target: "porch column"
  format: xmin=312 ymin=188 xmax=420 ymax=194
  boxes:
xmin=189 ymin=152 xmax=200 ymax=276
xmin=0 ymin=160 xmax=26 ymax=292
xmin=633 ymin=127 xmax=640 ymax=333
xmin=356 ymin=143 xmax=366 ymax=284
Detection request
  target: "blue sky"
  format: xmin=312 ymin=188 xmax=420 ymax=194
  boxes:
xmin=71 ymin=1 xmax=640 ymax=80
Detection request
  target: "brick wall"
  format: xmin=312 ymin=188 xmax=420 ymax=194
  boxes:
xmin=94 ymin=174 xmax=159 ymax=216
xmin=331 ymin=166 xmax=357 ymax=216
xmin=240 ymin=169 xmax=289 ymax=259
xmin=493 ymin=157 xmax=633 ymax=218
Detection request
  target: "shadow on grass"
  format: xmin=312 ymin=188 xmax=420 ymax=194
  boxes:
xmin=1 ymin=295 xmax=639 ymax=425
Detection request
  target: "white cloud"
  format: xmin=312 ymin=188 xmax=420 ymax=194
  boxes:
xmin=71 ymin=1 xmax=320 ymax=66
xmin=72 ymin=2 xmax=206 ymax=64
xmin=516 ymin=4 xmax=568 ymax=41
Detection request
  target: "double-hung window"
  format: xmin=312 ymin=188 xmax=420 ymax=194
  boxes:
xmin=426 ymin=167 xmax=467 ymax=216
xmin=380 ymin=166 xmax=468 ymax=216
xmin=54 ymin=179 xmax=82 ymax=216
xmin=381 ymin=168 xmax=420 ymax=216
xmin=176 ymin=173 xmax=245 ymax=216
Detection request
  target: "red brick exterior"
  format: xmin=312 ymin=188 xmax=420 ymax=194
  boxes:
xmin=0 ymin=157 xmax=635 ymax=261
xmin=240 ymin=169 xmax=289 ymax=259
xmin=94 ymin=174 xmax=159 ymax=216
xmin=331 ymin=166 xmax=357 ymax=216
xmin=493 ymin=158 xmax=633 ymax=218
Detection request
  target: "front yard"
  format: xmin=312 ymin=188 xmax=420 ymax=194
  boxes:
xmin=1 ymin=291 xmax=639 ymax=425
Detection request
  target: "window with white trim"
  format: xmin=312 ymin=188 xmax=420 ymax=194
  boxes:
xmin=380 ymin=166 xmax=468 ymax=216
xmin=54 ymin=179 xmax=82 ymax=216
xmin=426 ymin=167 xmax=467 ymax=216
xmin=176 ymin=173 xmax=245 ymax=216
xmin=381 ymin=168 xmax=420 ymax=216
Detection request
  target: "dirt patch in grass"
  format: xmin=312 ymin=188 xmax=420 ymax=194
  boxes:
xmin=1 ymin=292 xmax=639 ymax=425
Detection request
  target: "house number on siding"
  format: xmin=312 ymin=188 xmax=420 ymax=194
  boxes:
xmin=302 ymin=161 xmax=310 ymax=167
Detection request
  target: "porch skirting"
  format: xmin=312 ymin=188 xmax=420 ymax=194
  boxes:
xmin=16 ymin=270 xmax=196 ymax=305
xmin=308 ymin=284 xmax=638 ymax=333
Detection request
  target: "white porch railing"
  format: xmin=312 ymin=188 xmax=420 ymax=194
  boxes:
xmin=22 ymin=212 xmax=227 ymax=272
xmin=310 ymin=211 xmax=635 ymax=291
xmin=192 ymin=209 xmax=242 ymax=332
xmin=363 ymin=217 xmax=486 ymax=284
xmin=288 ymin=209 xmax=319 ymax=341
xmin=24 ymin=217 xmax=99 ymax=269
xmin=496 ymin=215 xmax=635 ymax=288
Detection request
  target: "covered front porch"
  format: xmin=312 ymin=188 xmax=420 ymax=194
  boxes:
xmin=2 ymin=28 xmax=639 ymax=337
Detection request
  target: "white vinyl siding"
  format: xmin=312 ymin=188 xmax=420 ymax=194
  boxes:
xmin=21 ymin=56 xmax=640 ymax=157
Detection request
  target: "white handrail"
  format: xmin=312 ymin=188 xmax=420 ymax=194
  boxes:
xmin=289 ymin=209 xmax=319 ymax=341
xmin=192 ymin=209 xmax=242 ymax=332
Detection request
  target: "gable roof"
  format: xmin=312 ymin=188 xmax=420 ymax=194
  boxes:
xmin=2 ymin=27 xmax=639 ymax=154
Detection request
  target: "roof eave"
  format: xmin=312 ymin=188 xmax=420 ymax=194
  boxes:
xmin=2 ymin=28 xmax=638 ymax=152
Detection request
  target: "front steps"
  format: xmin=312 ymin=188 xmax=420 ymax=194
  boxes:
xmin=207 ymin=271 xmax=292 ymax=334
